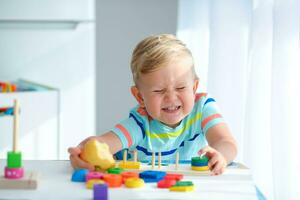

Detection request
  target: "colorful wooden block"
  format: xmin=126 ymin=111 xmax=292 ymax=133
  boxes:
xmin=139 ymin=170 xmax=166 ymax=183
xmin=191 ymin=156 xmax=209 ymax=164
xmin=71 ymin=169 xmax=89 ymax=182
xmin=93 ymin=183 xmax=108 ymax=200
xmin=164 ymin=173 xmax=183 ymax=181
xmin=191 ymin=162 xmax=209 ymax=167
xmin=107 ymin=167 xmax=124 ymax=174
xmin=4 ymin=167 xmax=24 ymax=179
xmin=86 ymin=179 xmax=105 ymax=189
xmin=173 ymin=181 xmax=194 ymax=187
xmin=103 ymin=174 xmax=122 ymax=188
xmin=118 ymin=161 xmax=141 ymax=169
xmin=86 ymin=171 xmax=104 ymax=181
xmin=0 ymin=171 xmax=38 ymax=189
xmin=121 ymin=171 xmax=139 ymax=183
xmin=7 ymin=151 xmax=22 ymax=168
xmin=169 ymin=185 xmax=194 ymax=192
xmin=191 ymin=166 xmax=210 ymax=171
xmin=124 ymin=177 xmax=145 ymax=188
xmin=157 ymin=179 xmax=176 ymax=188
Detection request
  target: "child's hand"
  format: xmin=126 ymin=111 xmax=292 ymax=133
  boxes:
xmin=198 ymin=146 xmax=227 ymax=175
xmin=68 ymin=146 xmax=94 ymax=171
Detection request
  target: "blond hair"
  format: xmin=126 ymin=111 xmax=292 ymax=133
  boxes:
xmin=130 ymin=34 xmax=197 ymax=85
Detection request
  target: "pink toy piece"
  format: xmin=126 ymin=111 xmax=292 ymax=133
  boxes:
xmin=86 ymin=171 xmax=104 ymax=181
xmin=5 ymin=167 xmax=24 ymax=179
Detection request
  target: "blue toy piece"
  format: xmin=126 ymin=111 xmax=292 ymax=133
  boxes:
xmin=191 ymin=162 xmax=208 ymax=167
xmin=71 ymin=169 xmax=89 ymax=182
xmin=139 ymin=170 xmax=166 ymax=183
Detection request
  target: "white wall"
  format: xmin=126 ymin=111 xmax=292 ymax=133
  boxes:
xmin=96 ymin=0 xmax=178 ymax=134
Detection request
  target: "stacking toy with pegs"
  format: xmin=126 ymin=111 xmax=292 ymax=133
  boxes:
xmin=0 ymin=99 xmax=38 ymax=189
xmin=4 ymin=100 xmax=24 ymax=179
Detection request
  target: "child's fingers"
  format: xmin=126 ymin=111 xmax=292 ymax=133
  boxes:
xmin=208 ymin=155 xmax=218 ymax=169
xmin=69 ymin=154 xmax=94 ymax=171
xmin=68 ymin=147 xmax=82 ymax=155
xmin=198 ymin=146 xmax=216 ymax=157
xmin=211 ymin=160 xmax=225 ymax=175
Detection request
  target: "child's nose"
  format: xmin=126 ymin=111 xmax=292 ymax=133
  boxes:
xmin=164 ymin=90 xmax=177 ymax=102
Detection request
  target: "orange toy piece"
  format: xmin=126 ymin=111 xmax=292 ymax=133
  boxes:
xmin=103 ymin=174 xmax=122 ymax=188
xmin=121 ymin=171 xmax=139 ymax=183
xmin=80 ymin=139 xmax=115 ymax=170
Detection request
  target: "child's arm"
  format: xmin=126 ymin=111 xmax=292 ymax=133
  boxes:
xmin=68 ymin=131 xmax=123 ymax=171
xmin=199 ymin=123 xmax=237 ymax=175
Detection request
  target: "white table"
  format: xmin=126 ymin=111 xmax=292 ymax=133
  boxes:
xmin=0 ymin=160 xmax=259 ymax=200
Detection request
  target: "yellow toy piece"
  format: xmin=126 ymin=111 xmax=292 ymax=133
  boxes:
xmin=86 ymin=179 xmax=105 ymax=189
xmin=118 ymin=161 xmax=141 ymax=169
xmin=169 ymin=185 xmax=194 ymax=192
xmin=124 ymin=177 xmax=145 ymax=188
xmin=80 ymin=139 xmax=115 ymax=170
xmin=191 ymin=166 xmax=209 ymax=171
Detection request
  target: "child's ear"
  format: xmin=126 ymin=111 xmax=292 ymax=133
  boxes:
xmin=193 ymin=79 xmax=199 ymax=94
xmin=131 ymin=86 xmax=145 ymax=107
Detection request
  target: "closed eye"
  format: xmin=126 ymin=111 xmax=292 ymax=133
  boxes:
xmin=153 ymin=89 xmax=164 ymax=93
xmin=176 ymin=87 xmax=185 ymax=90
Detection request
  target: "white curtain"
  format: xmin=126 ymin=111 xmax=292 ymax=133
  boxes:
xmin=177 ymin=0 xmax=300 ymax=199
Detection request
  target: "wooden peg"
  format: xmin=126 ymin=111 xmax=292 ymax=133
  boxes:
xmin=151 ymin=152 xmax=155 ymax=169
xmin=133 ymin=150 xmax=138 ymax=162
xmin=175 ymin=151 xmax=179 ymax=170
xmin=158 ymin=152 xmax=161 ymax=169
xmin=123 ymin=149 xmax=127 ymax=162
xmin=13 ymin=99 xmax=19 ymax=152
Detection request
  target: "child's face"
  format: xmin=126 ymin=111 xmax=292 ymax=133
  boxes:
xmin=131 ymin=57 xmax=199 ymax=128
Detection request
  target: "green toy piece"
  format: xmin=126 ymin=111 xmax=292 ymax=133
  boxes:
xmin=7 ymin=151 xmax=22 ymax=168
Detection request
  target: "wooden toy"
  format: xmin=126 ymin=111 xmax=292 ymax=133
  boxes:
xmin=71 ymin=169 xmax=89 ymax=182
xmin=107 ymin=167 xmax=124 ymax=174
xmin=124 ymin=177 xmax=145 ymax=188
xmin=120 ymin=171 xmax=139 ymax=183
xmin=93 ymin=183 xmax=108 ymax=200
xmin=116 ymin=151 xmax=212 ymax=176
xmin=164 ymin=173 xmax=183 ymax=181
xmin=0 ymin=171 xmax=38 ymax=189
xmin=151 ymin=152 xmax=155 ymax=169
xmin=86 ymin=171 xmax=104 ymax=181
xmin=118 ymin=150 xmax=141 ymax=169
xmin=169 ymin=185 xmax=194 ymax=192
xmin=0 ymin=100 xmax=38 ymax=189
xmin=158 ymin=152 xmax=162 ymax=169
xmin=139 ymin=170 xmax=166 ymax=183
xmin=102 ymin=174 xmax=122 ymax=188
xmin=86 ymin=179 xmax=105 ymax=189
xmin=157 ymin=179 xmax=176 ymax=188
xmin=191 ymin=155 xmax=209 ymax=171
xmin=169 ymin=181 xmax=195 ymax=192
xmin=175 ymin=151 xmax=179 ymax=170
xmin=80 ymin=139 xmax=115 ymax=170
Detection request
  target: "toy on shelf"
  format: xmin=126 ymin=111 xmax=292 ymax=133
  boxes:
xmin=0 ymin=99 xmax=38 ymax=189
xmin=0 ymin=81 xmax=17 ymax=93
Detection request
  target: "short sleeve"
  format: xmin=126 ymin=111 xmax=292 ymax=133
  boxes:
xmin=111 ymin=117 xmax=143 ymax=149
xmin=200 ymin=95 xmax=225 ymax=135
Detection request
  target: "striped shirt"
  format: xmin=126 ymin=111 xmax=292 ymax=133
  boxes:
xmin=111 ymin=93 xmax=225 ymax=162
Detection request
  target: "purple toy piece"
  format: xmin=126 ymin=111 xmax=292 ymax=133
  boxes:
xmin=93 ymin=183 xmax=108 ymax=200
xmin=5 ymin=167 xmax=24 ymax=179
xmin=86 ymin=171 xmax=104 ymax=181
